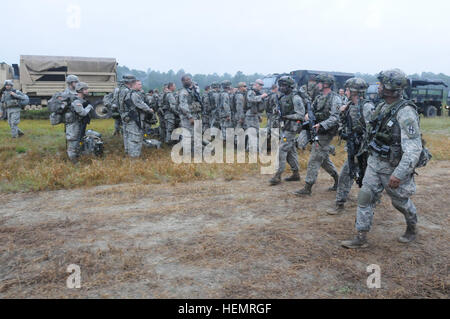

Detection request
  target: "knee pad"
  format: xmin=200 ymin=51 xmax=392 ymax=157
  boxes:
xmin=358 ymin=188 xmax=373 ymax=207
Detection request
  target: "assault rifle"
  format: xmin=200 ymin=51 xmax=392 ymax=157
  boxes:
xmin=302 ymin=100 xmax=320 ymax=146
xmin=341 ymin=109 xmax=367 ymax=188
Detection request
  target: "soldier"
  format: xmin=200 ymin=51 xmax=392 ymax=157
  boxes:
xmin=294 ymin=74 xmax=341 ymax=196
xmin=234 ymin=82 xmax=247 ymax=130
xmin=65 ymin=82 xmax=94 ymax=163
xmin=118 ymin=75 xmax=136 ymax=154
xmin=105 ymin=79 xmax=125 ymax=137
xmin=341 ymin=69 xmax=424 ymax=249
xmin=297 ymin=75 xmax=320 ymax=150
xmin=202 ymin=85 xmax=212 ymax=133
xmin=328 ymin=78 xmax=375 ymax=215
xmin=0 ymin=80 xmax=29 ymax=138
xmin=266 ymin=84 xmax=280 ymax=134
xmin=339 ymin=88 xmax=349 ymax=104
xmin=161 ymin=82 xmax=179 ymax=144
xmin=269 ymin=76 xmax=305 ymax=186
xmin=178 ymin=75 xmax=203 ymax=154
xmin=245 ymin=79 xmax=268 ymax=149
xmin=218 ymin=80 xmax=233 ymax=140
xmin=122 ymin=79 xmax=155 ymax=158
xmin=209 ymin=82 xmax=221 ymax=130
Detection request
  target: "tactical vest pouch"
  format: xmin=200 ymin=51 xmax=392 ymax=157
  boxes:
xmin=50 ymin=112 xmax=64 ymax=126
xmin=6 ymin=100 xmax=19 ymax=108
xmin=388 ymin=144 xmax=402 ymax=167
xmin=417 ymin=140 xmax=432 ymax=168
xmin=65 ymin=111 xmax=75 ymax=124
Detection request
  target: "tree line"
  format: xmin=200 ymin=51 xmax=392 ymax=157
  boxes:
xmin=118 ymin=65 xmax=450 ymax=93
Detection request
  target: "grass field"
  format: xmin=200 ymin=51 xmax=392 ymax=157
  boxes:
xmin=0 ymin=117 xmax=449 ymax=193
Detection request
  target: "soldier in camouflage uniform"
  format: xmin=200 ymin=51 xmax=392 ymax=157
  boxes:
xmin=328 ymin=78 xmax=375 ymax=215
xmin=218 ymin=80 xmax=233 ymax=140
xmin=339 ymin=88 xmax=349 ymax=105
xmin=341 ymin=69 xmax=425 ymax=249
xmin=178 ymin=75 xmax=203 ymax=154
xmin=122 ymin=79 xmax=154 ymax=158
xmin=209 ymin=82 xmax=221 ymax=130
xmin=294 ymin=74 xmax=341 ymax=196
xmin=266 ymin=84 xmax=280 ymax=134
xmin=234 ymin=82 xmax=247 ymax=130
xmin=117 ymin=75 xmax=136 ymax=154
xmin=297 ymin=75 xmax=320 ymax=150
xmin=161 ymin=82 xmax=178 ymax=144
xmin=245 ymin=79 xmax=268 ymax=150
xmin=202 ymin=86 xmax=212 ymax=133
xmin=269 ymin=76 xmax=305 ymax=186
xmin=0 ymin=80 xmax=29 ymax=138
xmin=65 ymin=82 xmax=94 ymax=163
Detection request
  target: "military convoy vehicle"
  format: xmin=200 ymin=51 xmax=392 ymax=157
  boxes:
xmin=367 ymin=79 xmax=449 ymax=117
xmin=263 ymin=70 xmax=355 ymax=92
xmin=0 ymin=55 xmax=117 ymax=118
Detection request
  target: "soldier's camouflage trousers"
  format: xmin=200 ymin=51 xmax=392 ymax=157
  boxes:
xmin=66 ymin=122 xmax=82 ymax=160
xmin=305 ymin=134 xmax=338 ymax=185
xmin=164 ymin=113 xmax=177 ymax=144
xmin=124 ymin=121 xmax=144 ymax=158
xmin=355 ymin=163 xmax=418 ymax=232
xmin=276 ymin=130 xmax=299 ymax=175
xmin=202 ymin=115 xmax=211 ymax=133
xmin=336 ymin=160 xmax=355 ymax=204
xmin=180 ymin=118 xmax=203 ymax=156
xmin=7 ymin=109 xmax=23 ymax=138
xmin=220 ymin=118 xmax=233 ymax=140
xmin=296 ymin=130 xmax=309 ymax=150
xmin=114 ymin=117 xmax=122 ymax=134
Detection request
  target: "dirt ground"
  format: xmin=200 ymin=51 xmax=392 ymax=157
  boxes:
xmin=0 ymin=161 xmax=448 ymax=299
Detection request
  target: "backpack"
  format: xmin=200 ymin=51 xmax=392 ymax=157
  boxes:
xmin=48 ymin=92 xmax=76 ymax=125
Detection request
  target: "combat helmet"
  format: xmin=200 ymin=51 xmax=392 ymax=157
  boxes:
xmin=222 ymin=80 xmax=232 ymax=89
xmin=122 ymin=74 xmax=137 ymax=83
xmin=345 ymin=78 xmax=369 ymax=94
xmin=317 ymin=74 xmax=335 ymax=86
xmin=211 ymin=82 xmax=220 ymax=89
xmin=4 ymin=80 xmax=14 ymax=87
xmin=66 ymin=75 xmax=79 ymax=84
xmin=75 ymin=82 xmax=89 ymax=92
xmin=278 ymin=76 xmax=296 ymax=89
xmin=377 ymin=69 xmax=408 ymax=91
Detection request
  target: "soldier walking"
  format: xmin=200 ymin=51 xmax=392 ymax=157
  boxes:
xmin=269 ymin=76 xmax=305 ymax=186
xmin=0 ymin=80 xmax=29 ymax=138
xmin=294 ymin=74 xmax=341 ymax=196
xmin=342 ymin=69 xmax=425 ymax=249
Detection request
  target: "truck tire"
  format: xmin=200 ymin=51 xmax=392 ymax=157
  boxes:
xmin=425 ymin=105 xmax=437 ymax=117
xmin=92 ymin=100 xmax=111 ymax=119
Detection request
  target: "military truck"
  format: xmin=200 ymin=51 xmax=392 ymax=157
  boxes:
xmin=367 ymin=79 xmax=449 ymax=117
xmin=0 ymin=55 xmax=117 ymax=118
xmin=263 ymin=70 xmax=355 ymax=92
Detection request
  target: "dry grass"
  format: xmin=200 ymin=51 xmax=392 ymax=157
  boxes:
xmin=0 ymin=117 xmax=449 ymax=192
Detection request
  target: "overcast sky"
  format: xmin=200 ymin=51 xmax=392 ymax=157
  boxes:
xmin=1 ymin=0 xmax=449 ymax=75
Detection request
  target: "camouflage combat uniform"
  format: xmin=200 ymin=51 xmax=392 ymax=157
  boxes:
xmin=201 ymin=91 xmax=212 ymax=132
xmin=178 ymin=86 xmax=202 ymax=153
xmin=123 ymin=89 xmax=153 ymax=157
xmin=162 ymin=91 xmax=178 ymax=143
xmin=0 ymin=84 xmax=28 ymax=138
xmin=302 ymin=90 xmax=342 ymax=190
xmin=234 ymin=91 xmax=246 ymax=130
xmin=355 ymin=100 xmax=422 ymax=232
xmin=275 ymin=91 xmax=305 ymax=178
xmin=336 ymin=99 xmax=375 ymax=205
xmin=66 ymin=96 xmax=93 ymax=161
xmin=218 ymin=88 xmax=233 ymax=139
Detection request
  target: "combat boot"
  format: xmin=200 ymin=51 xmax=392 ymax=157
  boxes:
xmin=328 ymin=172 xmax=339 ymax=192
xmin=398 ymin=224 xmax=417 ymax=244
xmin=285 ymin=171 xmax=300 ymax=182
xmin=341 ymin=231 xmax=369 ymax=249
xmin=269 ymin=173 xmax=282 ymax=186
xmin=293 ymin=183 xmax=312 ymax=196
xmin=327 ymin=202 xmax=345 ymax=216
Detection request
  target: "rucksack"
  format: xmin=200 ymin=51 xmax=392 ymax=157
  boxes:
xmin=48 ymin=92 xmax=76 ymax=125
